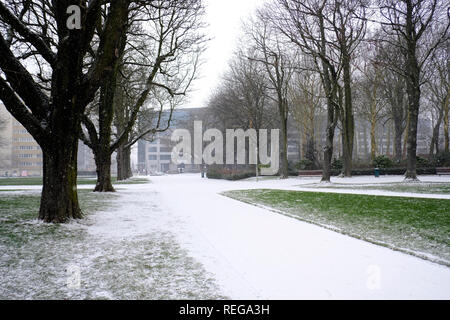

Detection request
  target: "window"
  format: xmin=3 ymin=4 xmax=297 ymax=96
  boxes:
xmin=148 ymin=147 xmax=158 ymax=152
xmin=159 ymin=147 xmax=172 ymax=153
xmin=160 ymin=155 xmax=172 ymax=161
xmin=18 ymin=154 xmax=33 ymax=158
xmin=148 ymin=155 xmax=157 ymax=160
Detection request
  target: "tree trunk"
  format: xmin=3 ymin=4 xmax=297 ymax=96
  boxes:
xmin=386 ymin=121 xmax=392 ymax=157
xmin=39 ymin=138 xmax=82 ymax=223
xmin=279 ymin=104 xmax=289 ymax=178
xmin=370 ymin=115 xmax=377 ymax=160
xmin=94 ymin=151 xmax=114 ymax=192
xmin=340 ymin=50 xmax=354 ymax=177
xmin=445 ymin=101 xmax=449 ymax=152
xmin=363 ymin=123 xmax=368 ymax=159
xmin=429 ymin=108 xmax=444 ymax=159
xmin=402 ymin=111 xmax=410 ymax=160
xmin=322 ymin=97 xmax=336 ymax=182
xmin=117 ymin=143 xmax=132 ymax=181
xmin=405 ymin=77 xmax=420 ymax=179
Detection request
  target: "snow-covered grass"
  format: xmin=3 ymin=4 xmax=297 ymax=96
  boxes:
xmin=2 ymin=174 xmax=450 ymax=299
xmin=298 ymin=181 xmax=450 ymax=194
xmin=0 ymin=186 xmax=225 ymax=299
xmin=223 ymin=189 xmax=450 ymax=266
xmin=0 ymin=176 xmax=149 ymax=186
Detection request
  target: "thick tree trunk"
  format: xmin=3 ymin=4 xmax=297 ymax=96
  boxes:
xmin=117 ymin=144 xmax=132 ymax=181
xmin=405 ymin=81 xmax=420 ymax=179
xmin=322 ymin=127 xmax=334 ymax=182
xmin=91 ymin=75 xmax=118 ymax=192
xmin=94 ymin=151 xmax=115 ymax=192
xmin=322 ymin=96 xmax=337 ymax=182
xmin=39 ymin=139 xmax=82 ymax=223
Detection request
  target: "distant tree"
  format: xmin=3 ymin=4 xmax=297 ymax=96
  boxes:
xmin=289 ymin=58 xmax=323 ymax=167
xmin=0 ymin=0 xmax=130 ymax=222
xmin=354 ymin=40 xmax=387 ymax=160
xmin=376 ymin=38 xmax=409 ymax=162
xmin=378 ymin=0 xmax=449 ymax=179
xmin=271 ymin=0 xmax=367 ymax=177
xmin=206 ymin=48 xmax=277 ymax=169
xmin=81 ymin=0 xmax=205 ymax=190
xmin=425 ymin=42 xmax=449 ymax=158
xmin=246 ymin=12 xmax=296 ymax=178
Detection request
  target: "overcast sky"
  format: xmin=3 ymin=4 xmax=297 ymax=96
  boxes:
xmin=183 ymin=0 xmax=265 ymax=109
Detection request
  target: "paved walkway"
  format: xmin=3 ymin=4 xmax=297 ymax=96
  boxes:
xmin=144 ymin=174 xmax=450 ymax=299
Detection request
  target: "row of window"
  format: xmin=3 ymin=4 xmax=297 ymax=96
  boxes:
xmin=18 ymin=162 xmax=42 ymax=167
xmin=13 ymin=137 xmax=35 ymax=142
xmin=148 ymin=155 xmax=172 ymax=161
xmin=14 ymin=129 xmax=30 ymax=134
xmin=148 ymin=147 xmax=172 ymax=153
xmin=15 ymin=146 xmax=41 ymax=150
xmin=17 ymin=154 xmax=43 ymax=158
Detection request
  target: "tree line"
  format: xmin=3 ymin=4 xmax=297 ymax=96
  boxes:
xmin=206 ymin=0 xmax=449 ymax=181
xmin=0 ymin=0 xmax=206 ymax=222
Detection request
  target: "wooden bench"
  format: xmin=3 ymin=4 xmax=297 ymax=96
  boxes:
xmin=436 ymin=167 xmax=450 ymax=175
xmin=298 ymin=170 xmax=323 ymax=177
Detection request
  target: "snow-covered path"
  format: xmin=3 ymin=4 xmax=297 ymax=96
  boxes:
xmin=2 ymin=174 xmax=449 ymax=299
xmin=144 ymin=174 xmax=450 ymax=299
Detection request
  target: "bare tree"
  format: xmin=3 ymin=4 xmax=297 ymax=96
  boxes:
xmin=268 ymin=0 xmax=344 ymax=181
xmin=378 ymin=0 xmax=449 ymax=179
xmin=206 ymin=48 xmax=277 ymax=169
xmin=289 ymin=58 xmax=323 ymax=167
xmin=81 ymin=0 xmax=205 ymax=190
xmin=374 ymin=37 xmax=410 ymax=162
xmin=426 ymin=41 xmax=449 ymax=158
xmin=272 ymin=0 xmax=367 ymax=177
xmin=354 ymin=40 xmax=387 ymax=160
xmin=0 ymin=0 xmax=131 ymax=222
xmin=246 ymin=12 xmax=295 ymax=178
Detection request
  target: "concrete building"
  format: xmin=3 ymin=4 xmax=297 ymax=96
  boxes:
xmin=138 ymin=108 xmax=204 ymax=174
xmin=1 ymin=103 xmax=97 ymax=176
xmin=0 ymin=103 xmax=43 ymax=176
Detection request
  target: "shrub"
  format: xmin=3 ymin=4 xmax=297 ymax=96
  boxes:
xmin=373 ymin=155 xmax=393 ymax=168
xmin=433 ymin=151 xmax=450 ymax=167
xmin=416 ymin=156 xmax=432 ymax=167
xmin=287 ymin=161 xmax=298 ymax=176
xmin=331 ymin=158 xmax=343 ymax=171
xmin=206 ymin=165 xmax=256 ymax=180
xmin=295 ymin=159 xmax=314 ymax=170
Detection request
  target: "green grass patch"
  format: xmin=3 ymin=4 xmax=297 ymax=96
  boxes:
xmin=299 ymin=182 xmax=450 ymax=194
xmin=223 ymin=189 xmax=450 ymax=265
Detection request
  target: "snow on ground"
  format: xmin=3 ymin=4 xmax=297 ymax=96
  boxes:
xmin=1 ymin=174 xmax=449 ymax=299
xmin=149 ymin=174 xmax=450 ymax=299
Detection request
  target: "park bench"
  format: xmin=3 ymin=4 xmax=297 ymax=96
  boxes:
xmin=436 ymin=167 xmax=450 ymax=175
xmin=298 ymin=170 xmax=323 ymax=177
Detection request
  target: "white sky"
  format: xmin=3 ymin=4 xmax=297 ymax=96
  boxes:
xmin=183 ymin=0 xmax=265 ymax=109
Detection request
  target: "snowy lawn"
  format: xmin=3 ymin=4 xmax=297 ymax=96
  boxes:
xmin=223 ymin=189 xmax=450 ymax=266
xmin=0 ymin=187 xmax=225 ymax=299
xmin=297 ymin=181 xmax=450 ymax=194
xmin=0 ymin=176 xmax=149 ymax=186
